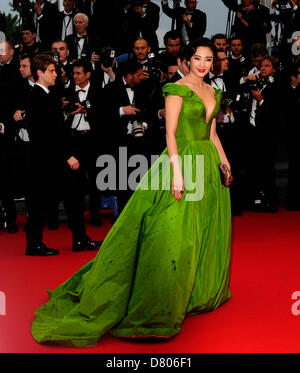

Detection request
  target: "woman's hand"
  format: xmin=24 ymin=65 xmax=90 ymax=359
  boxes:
xmin=67 ymin=156 xmax=79 ymax=170
xmin=172 ymin=172 xmax=184 ymax=201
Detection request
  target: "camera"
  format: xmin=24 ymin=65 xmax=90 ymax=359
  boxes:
xmin=131 ymin=120 xmax=144 ymax=137
xmin=273 ymin=0 xmax=292 ymax=24
xmin=275 ymin=0 xmax=289 ymax=9
xmin=220 ymin=91 xmax=241 ymax=114
xmin=13 ymin=0 xmax=33 ymax=26
xmin=94 ymin=47 xmax=116 ymax=68
xmin=64 ymin=96 xmax=91 ymax=114
xmin=128 ymin=108 xmax=146 ymax=137
xmin=64 ymin=99 xmax=78 ymax=114
xmin=246 ymin=75 xmax=275 ymax=91
xmin=144 ymin=52 xmax=165 ymax=81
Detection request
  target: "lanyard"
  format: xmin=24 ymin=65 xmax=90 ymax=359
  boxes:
xmin=63 ymin=15 xmax=73 ymax=39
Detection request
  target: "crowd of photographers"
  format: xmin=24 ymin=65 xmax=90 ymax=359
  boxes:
xmin=0 ymin=0 xmax=300 ymax=239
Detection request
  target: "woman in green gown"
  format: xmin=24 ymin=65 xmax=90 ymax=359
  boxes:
xmin=31 ymin=39 xmax=232 ymax=347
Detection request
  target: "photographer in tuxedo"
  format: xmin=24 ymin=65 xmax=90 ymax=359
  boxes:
xmin=51 ymin=39 xmax=74 ymax=97
xmin=242 ymin=55 xmax=281 ymax=212
xmin=57 ymin=0 xmax=76 ymax=41
xmin=102 ymin=60 xmax=148 ymax=213
xmin=205 ymin=49 xmax=243 ymax=215
xmin=63 ymin=59 xmax=103 ymax=227
xmin=227 ymin=36 xmax=252 ymax=91
xmin=65 ymin=13 xmax=94 ymax=61
xmin=161 ymin=0 xmax=207 ymax=45
xmin=127 ymin=0 xmax=160 ymax=53
xmin=90 ymin=46 xmax=117 ymax=89
xmin=25 ymin=54 xmax=102 ymax=255
xmin=32 ymin=0 xmax=58 ymax=51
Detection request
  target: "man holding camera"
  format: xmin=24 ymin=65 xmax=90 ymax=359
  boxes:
xmin=227 ymin=36 xmax=252 ymax=90
xmin=102 ymin=60 xmax=148 ymax=213
xmin=205 ymin=49 xmax=243 ymax=216
xmin=127 ymin=0 xmax=160 ymax=53
xmin=242 ymin=56 xmax=281 ymax=213
xmin=90 ymin=47 xmax=117 ymax=88
xmin=63 ymin=59 xmax=103 ymax=227
xmin=51 ymin=40 xmax=74 ymax=97
xmin=31 ymin=0 xmax=58 ymax=51
xmin=161 ymin=0 xmax=207 ymax=45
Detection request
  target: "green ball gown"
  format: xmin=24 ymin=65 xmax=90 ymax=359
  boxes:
xmin=31 ymin=83 xmax=232 ymax=347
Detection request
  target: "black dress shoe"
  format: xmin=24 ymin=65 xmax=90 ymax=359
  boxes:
xmin=7 ymin=223 xmax=18 ymax=234
xmin=25 ymin=242 xmax=60 ymax=256
xmin=263 ymin=203 xmax=278 ymax=213
xmin=72 ymin=236 xmax=103 ymax=252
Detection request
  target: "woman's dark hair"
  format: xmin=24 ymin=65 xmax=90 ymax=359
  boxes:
xmin=184 ymin=38 xmax=217 ymax=62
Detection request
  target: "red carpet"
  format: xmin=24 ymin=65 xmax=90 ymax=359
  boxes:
xmin=1 ymin=208 xmax=300 ymax=353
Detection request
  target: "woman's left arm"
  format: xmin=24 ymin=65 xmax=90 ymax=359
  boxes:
xmin=210 ymin=118 xmax=231 ymax=171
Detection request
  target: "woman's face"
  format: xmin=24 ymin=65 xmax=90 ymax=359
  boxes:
xmin=189 ymin=46 xmax=214 ymax=79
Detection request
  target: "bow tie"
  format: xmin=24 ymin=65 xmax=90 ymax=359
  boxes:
xmin=124 ymin=84 xmax=132 ymax=89
xmin=211 ymin=75 xmax=223 ymax=80
xmin=186 ymin=11 xmax=193 ymax=15
xmin=77 ymin=35 xmax=87 ymax=41
xmin=64 ymin=12 xmax=72 ymax=17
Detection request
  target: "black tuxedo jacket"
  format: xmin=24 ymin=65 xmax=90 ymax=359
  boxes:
xmin=56 ymin=10 xmax=76 ymax=41
xmin=102 ymin=78 xmax=150 ymax=148
xmin=31 ymin=0 xmax=59 ymax=51
xmin=250 ymin=79 xmax=281 ymax=134
xmin=161 ymin=3 xmax=207 ymax=42
xmin=65 ymin=33 xmax=94 ymax=62
xmin=0 ymin=58 xmax=23 ymax=121
xmin=204 ymin=71 xmax=234 ymax=93
xmin=227 ymin=56 xmax=252 ymax=90
xmin=127 ymin=2 xmax=160 ymax=52
xmin=233 ymin=4 xmax=271 ymax=46
xmin=27 ymin=85 xmax=72 ymax=173
xmin=169 ymin=71 xmax=184 ymax=83
xmin=64 ymin=81 xmax=102 ymax=140
xmin=0 ymin=59 xmax=24 ymax=154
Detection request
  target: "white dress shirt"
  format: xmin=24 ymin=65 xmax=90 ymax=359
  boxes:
xmin=119 ymin=78 xmax=134 ymax=117
xmin=71 ymin=82 xmax=91 ymax=131
xmin=35 ymin=82 xmax=50 ymax=94
xmin=209 ymin=72 xmax=235 ymax=124
xmin=77 ymin=33 xmax=87 ymax=59
xmin=34 ymin=2 xmax=45 ymax=43
xmin=61 ymin=11 xmax=74 ymax=40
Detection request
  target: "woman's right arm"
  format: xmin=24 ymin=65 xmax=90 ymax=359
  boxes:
xmin=165 ymin=94 xmax=184 ymax=201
